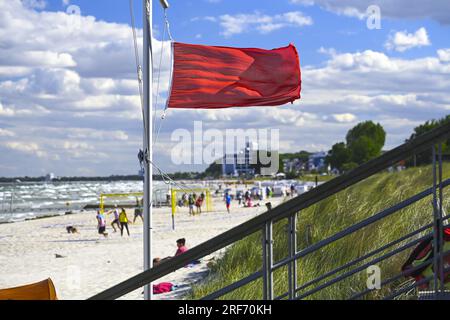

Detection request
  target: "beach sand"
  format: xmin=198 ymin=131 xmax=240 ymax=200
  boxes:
xmin=0 ymin=196 xmax=285 ymax=300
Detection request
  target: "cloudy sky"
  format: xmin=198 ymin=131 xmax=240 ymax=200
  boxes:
xmin=0 ymin=0 xmax=449 ymax=177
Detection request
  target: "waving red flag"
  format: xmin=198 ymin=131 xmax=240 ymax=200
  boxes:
xmin=167 ymin=42 xmax=301 ymax=109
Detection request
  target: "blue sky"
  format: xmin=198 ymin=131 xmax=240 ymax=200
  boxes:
xmin=40 ymin=0 xmax=450 ymax=64
xmin=0 ymin=0 xmax=449 ymax=176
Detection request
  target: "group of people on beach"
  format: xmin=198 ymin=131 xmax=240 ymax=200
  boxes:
xmin=96 ymin=200 xmax=144 ymax=237
xmin=178 ymin=192 xmax=205 ymax=216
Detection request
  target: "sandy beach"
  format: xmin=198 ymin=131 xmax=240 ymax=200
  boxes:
xmin=0 ymin=196 xmax=285 ymax=300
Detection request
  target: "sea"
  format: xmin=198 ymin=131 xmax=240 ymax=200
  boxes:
xmin=0 ymin=180 xmax=172 ymax=224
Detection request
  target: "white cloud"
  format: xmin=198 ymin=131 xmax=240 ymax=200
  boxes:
xmin=202 ymin=11 xmax=313 ymax=37
xmin=22 ymin=0 xmax=46 ymax=10
xmin=3 ymin=141 xmax=47 ymax=158
xmin=385 ymin=27 xmax=431 ymax=52
xmin=332 ymin=113 xmax=357 ymax=123
xmin=63 ymin=141 xmax=93 ymax=151
xmin=0 ymin=128 xmax=15 ymax=137
xmin=289 ymin=0 xmax=450 ymax=24
xmin=0 ymin=102 xmax=16 ymax=117
xmin=438 ymin=48 xmax=450 ymax=62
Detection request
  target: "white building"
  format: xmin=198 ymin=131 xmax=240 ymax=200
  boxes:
xmin=308 ymin=152 xmax=327 ymax=171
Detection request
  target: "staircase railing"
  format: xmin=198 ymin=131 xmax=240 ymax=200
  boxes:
xmin=89 ymin=123 xmax=450 ymax=300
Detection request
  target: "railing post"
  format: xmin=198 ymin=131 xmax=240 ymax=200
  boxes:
xmin=432 ymin=144 xmax=445 ymax=297
xmin=262 ymin=221 xmax=273 ymax=300
xmin=262 ymin=225 xmax=267 ymax=300
xmin=437 ymin=143 xmax=445 ymax=294
xmin=288 ymin=212 xmax=298 ymax=299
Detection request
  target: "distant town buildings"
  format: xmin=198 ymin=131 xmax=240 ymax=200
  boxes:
xmin=222 ymin=142 xmax=257 ymax=177
xmin=308 ymin=152 xmax=327 ymax=171
xmin=282 ymin=158 xmax=307 ymax=174
xmin=221 ymin=147 xmax=329 ymax=178
xmin=282 ymin=152 xmax=328 ymax=175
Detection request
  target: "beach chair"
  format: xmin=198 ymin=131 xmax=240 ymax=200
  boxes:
xmin=0 ymin=278 xmax=58 ymax=300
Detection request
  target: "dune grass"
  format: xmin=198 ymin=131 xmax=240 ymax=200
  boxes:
xmin=190 ymin=163 xmax=450 ymax=300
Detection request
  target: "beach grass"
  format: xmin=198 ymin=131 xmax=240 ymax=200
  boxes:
xmin=189 ymin=163 xmax=450 ymax=300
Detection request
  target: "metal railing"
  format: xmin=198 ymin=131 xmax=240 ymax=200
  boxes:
xmin=89 ymin=123 xmax=450 ymax=300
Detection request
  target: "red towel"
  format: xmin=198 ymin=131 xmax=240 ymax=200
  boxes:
xmin=153 ymin=282 xmax=173 ymax=294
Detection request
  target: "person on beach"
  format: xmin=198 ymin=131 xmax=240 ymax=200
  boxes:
xmin=174 ymin=238 xmax=200 ymax=265
xmin=182 ymin=193 xmax=188 ymax=207
xmin=246 ymin=195 xmax=253 ymax=208
xmin=107 ymin=205 xmax=120 ymax=232
xmin=96 ymin=211 xmax=108 ymax=237
xmin=152 ymin=238 xmax=189 ymax=265
xmin=236 ymin=191 xmax=243 ymax=206
xmin=175 ymin=238 xmax=188 ymax=256
xmin=152 ymin=238 xmax=200 ymax=269
xmin=188 ymin=194 xmax=195 ymax=216
xmin=195 ymin=193 xmax=204 ymax=215
xmin=225 ymin=193 xmax=232 ymax=214
xmin=244 ymin=190 xmax=250 ymax=203
xmin=266 ymin=186 xmax=271 ymax=199
xmin=119 ymin=208 xmax=130 ymax=237
xmin=290 ymin=184 xmax=296 ymax=198
xmin=133 ymin=198 xmax=144 ymax=223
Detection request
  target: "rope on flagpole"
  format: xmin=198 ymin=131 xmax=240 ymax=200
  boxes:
xmin=152 ymin=9 xmax=168 ymax=144
xmin=129 ymin=0 xmax=146 ymax=134
xmin=153 ymin=7 xmax=174 ymax=147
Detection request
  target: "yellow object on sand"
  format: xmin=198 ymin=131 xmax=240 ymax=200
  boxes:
xmin=0 ymin=278 xmax=58 ymax=300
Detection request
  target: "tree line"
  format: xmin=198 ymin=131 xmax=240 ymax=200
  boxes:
xmin=326 ymin=115 xmax=450 ymax=173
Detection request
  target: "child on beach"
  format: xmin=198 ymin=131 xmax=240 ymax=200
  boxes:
xmin=107 ymin=205 xmax=120 ymax=232
xmin=225 ymin=193 xmax=232 ymax=214
xmin=119 ymin=208 xmax=130 ymax=237
xmin=188 ymin=194 xmax=195 ymax=216
xmin=195 ymin=194 xmax=204 ymax=215
xmin=96 ymin=211 xmax=108 ymax=237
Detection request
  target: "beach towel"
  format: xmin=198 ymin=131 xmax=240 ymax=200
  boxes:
xmin=153 ymin=282 xmax=173 ymax=294
xmin=168 ymin=42 xmax=301 ymax=109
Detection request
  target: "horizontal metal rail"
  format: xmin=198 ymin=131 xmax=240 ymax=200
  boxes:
xmin=349 ymin=253 xmax=442 ymax=300
xmin=287 ymin=180 xmax=450 ymax=266
xmin=295 ymin=222 xmax=434 ymax=293
xmin=209 ymin=214 xmax=450 ymax=301
xmin=201 ymin=271 xmax=262 ymax=300
xmin=383 ymin=263 xmax=450 ymax=300
xmin=89 ymin=123 xmax=450 ymax=300
xmin=295 ymin=233 xmax=433 ymax=300
xmin=295 ymin=213 xmax=450 ymax=295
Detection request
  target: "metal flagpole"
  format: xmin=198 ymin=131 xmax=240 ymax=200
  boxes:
xmin=143 ymin=0 xmax=153 ymax=300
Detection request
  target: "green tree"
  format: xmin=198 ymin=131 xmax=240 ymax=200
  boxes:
xmin=346 ymin=121 xmax=386 ymax=165
xmin=407 ymin=115 xmax=450 ymax=166
xmin=326 ymin=142 xmax=352 ymax=171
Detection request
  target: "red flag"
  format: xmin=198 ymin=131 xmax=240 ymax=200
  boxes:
xmin=167 ymin=42 xmax=301 ymax=109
